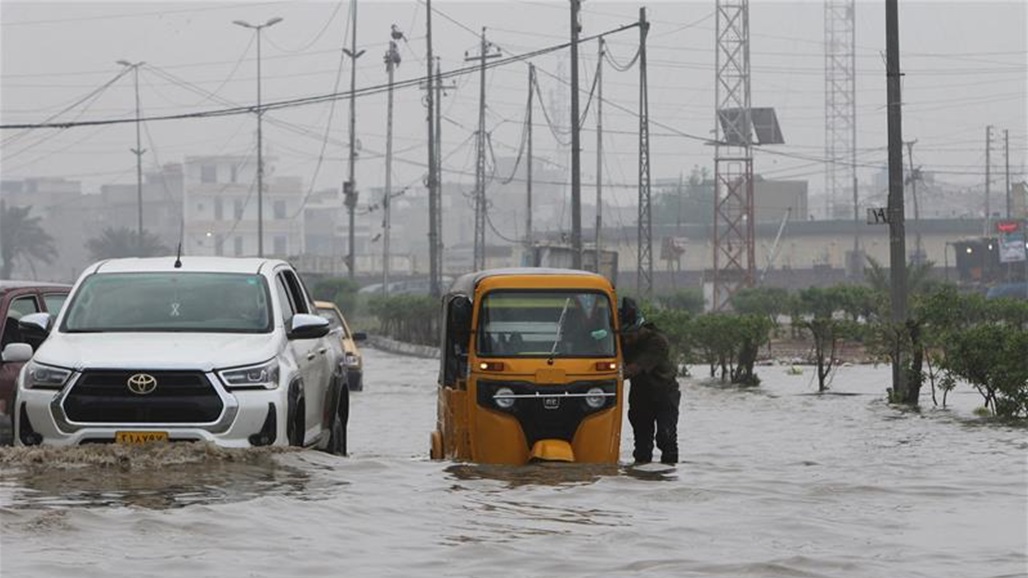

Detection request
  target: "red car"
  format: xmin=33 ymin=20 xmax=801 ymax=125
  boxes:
xmin=0 ymin=281 xmax=71 ymax=443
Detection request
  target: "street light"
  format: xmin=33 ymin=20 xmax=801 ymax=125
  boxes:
xmin=233 ymin=17 xmax=283 ymax=257
xmin=117 ymin=60 xmax=145 ymax=253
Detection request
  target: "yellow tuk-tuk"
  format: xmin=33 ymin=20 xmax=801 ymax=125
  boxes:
xmin=430 ymin=268 xmax=623 ymax=464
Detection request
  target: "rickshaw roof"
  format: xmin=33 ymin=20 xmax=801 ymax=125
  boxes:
xmin=446 ymin=268 xmax=613 ymax=298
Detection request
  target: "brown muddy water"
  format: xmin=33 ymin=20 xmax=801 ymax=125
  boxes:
xmin=1 ymin=348 xmax=1025 ymax=578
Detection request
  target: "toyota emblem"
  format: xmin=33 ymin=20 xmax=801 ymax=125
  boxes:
xmin=126 ymin=373 xmax=158 ymax=395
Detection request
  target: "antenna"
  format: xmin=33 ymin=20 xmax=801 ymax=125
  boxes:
xmin=174 ymin=242 xmax=182 ymax=269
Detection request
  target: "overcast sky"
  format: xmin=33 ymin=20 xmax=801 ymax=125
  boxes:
xmin=2 ymin=0 xmax=1025 ymax=220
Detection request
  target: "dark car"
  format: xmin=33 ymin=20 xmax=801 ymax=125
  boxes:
xmin=0 ymin=281 xmax=71 ymax=443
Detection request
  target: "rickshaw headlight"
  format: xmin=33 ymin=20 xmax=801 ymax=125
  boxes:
xmin=585 ymin=387 xmax=606 ymax=409
xmin=494 ymin=387 xmax=515 ymax=409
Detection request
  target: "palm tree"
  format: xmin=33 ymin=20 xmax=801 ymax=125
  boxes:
xmin=86 ymin=227 xmax=170 ymax=260
xmin=0 ymin=201 xmax=58 ymax=280
xmin=864 ymin=255 xmax=936 ymax=296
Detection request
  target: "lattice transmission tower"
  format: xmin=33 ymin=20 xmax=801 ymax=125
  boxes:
xmin=825 ymin=0 xmax=857 ymax=222
xmin=713 ymin=0 xmax=754 ymax=310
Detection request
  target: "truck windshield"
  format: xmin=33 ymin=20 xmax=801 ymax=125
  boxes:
xmin=61 ymin=272 xmax=273 ymax=333
xmin=477 ymin=290 xmax=615 ymax=358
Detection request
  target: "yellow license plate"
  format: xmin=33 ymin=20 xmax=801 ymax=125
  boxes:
xmin=115 ymin=431 xmax=169 ymax=444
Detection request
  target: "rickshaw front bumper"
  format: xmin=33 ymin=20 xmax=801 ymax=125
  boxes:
xmin=529 ymin=439 xmax=575 ymax=462
xmin=476 ymin=379 xmax=618 ymax=462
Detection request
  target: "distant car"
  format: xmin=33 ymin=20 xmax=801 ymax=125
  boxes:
xmin=314 ymin=300 xmax=366 ymax=391
xmin=13 ymin=256 xmax=348 ymax=455
xmin=985 ymin=282 xmax=1028 ymax=301
xmin=0 ymin=281 xmax=72 ymax=443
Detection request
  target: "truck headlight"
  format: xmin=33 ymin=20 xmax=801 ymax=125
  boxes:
xmin=494 ymin=387 xmax=515 ymax=409
xmin=343 ymin=352 xmax=360 ymax=368
xmin=218 ymin=360 xmax=280 ymax=390
xmin=585 ymin=387 xmax=606 ymax=409
xmin=23 ymin=361 xmax=73 ymax=390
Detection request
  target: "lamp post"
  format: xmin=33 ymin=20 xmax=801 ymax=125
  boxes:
xmin=117 ymin=60 xmax=145 ymax=253
xmin=233 ymin=17 xmax=283 ymax=257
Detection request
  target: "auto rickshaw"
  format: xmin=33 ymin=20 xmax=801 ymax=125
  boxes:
xmin=430 ymin=268 xmax=623 ymax=464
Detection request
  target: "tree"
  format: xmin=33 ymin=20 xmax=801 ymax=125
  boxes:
xmin=864 ymin=257 xmax=937 ymax=405
xmin=86 ymin=227 xmax=170 ymax=260
xmin=797 ymin=286 xmax=860 ymax=393
xmin=0 ymin=202 xmax=57 ymax=280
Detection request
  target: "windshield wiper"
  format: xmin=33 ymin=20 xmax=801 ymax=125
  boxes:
xmin=547 ymin=298 xmax=571 ymax=364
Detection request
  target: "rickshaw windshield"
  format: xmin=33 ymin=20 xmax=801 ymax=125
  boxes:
xmin=477 ymin=290 xmax=615 ymax=358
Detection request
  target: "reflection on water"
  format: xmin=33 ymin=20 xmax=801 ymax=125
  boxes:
xmin=444 ymin=462 xmax=618 ymax=488
xmin=0 ymin=443 xmax=335 ymax=510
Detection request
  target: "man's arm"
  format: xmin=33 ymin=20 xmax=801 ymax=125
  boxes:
xmin=629 ymin=331 xmax=670 ymax=375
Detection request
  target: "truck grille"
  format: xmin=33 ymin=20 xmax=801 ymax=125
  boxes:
xmin=64 ymin=370 xmax=223 ymax=424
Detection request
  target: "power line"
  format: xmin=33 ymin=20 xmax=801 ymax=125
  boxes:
xmin=1 ymin=23 xmax=641 ymax=131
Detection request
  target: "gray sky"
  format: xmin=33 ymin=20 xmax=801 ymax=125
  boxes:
xmin=2 ymin=0 xmax=1025 ymax=219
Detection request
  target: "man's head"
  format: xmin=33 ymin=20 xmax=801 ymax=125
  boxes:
xmin=619 ymin=297 xmax=645 ymax=334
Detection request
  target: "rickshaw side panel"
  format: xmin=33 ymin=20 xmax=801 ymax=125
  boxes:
xmin=438 ymin=385 xmax=471 ymax=460
xmin=570 ymin=385 xmax=624 ymax=463
xmin=469 ymin=389 xmax=531 ymax=464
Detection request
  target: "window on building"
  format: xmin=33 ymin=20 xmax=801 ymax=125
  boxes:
xmin=273 ymin=235 xmax=287 ymax=256
xmin=214 ymin=199 xmax=223 ymax=221
xmin=273 ymin=200 xmax=287 ymax=220
xmin=234 ymin=199 xmax=244 ymax=220
xmin=215 ymin=235 xmax=225 ymax=256
xmin=230 ymin=164 xmax=239 ymax=184
xmin=201 ymin=164 xmax=217 ymax=183
xmin=234 ymin=236 xmax=243 ymax=256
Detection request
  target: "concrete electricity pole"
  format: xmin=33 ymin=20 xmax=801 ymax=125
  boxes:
xmin=985 ymin=125 xmax=992 ymax=235
xmin=905 ymin=139 xmax=921 ymax=262
xmin=466 ymin=28 xmax=500 ymax=271
xmin=1005 ymin=129 xmax=1011 ymax=219
xmin=382 ymin=29 xmax=402 ymax=295
xmin=425 ymin=0 xmax=439 ymax=297
xmin=117 ymin=60 xmax=146 ymax=252
xmin=233 ymin=17 xmax=283 ymax=258
xmin=526 ymin=63 xmax=535 ymax=249
xmin=884 ymin=0 xmax=910 ymax=403
xmin=594 ymin=37 xmax=604 ymax=273
xmin=342 ymin=2 xmax=364 ymax=279
xmin=570 ymin=0 xmax=583 ymax=269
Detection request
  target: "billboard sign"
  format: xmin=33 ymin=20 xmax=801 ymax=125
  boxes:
xmin=996 ymin=220 xmax=1027 ymax=263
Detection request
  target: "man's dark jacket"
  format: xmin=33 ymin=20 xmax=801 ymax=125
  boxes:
xmin=623 ymin=323 xmax=678 ymax=392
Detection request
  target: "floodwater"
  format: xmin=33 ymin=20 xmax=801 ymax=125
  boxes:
xmin=1 ymin=348 xmax=1025 ymax=578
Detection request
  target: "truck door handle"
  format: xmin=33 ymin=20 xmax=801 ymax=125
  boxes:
xmin=318 ymin=347 xmax=327 ymax=355
xmin=307 ymin=352 xmax=316 ymax=360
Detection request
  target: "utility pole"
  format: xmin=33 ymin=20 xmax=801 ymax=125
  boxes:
xmin=342 ymin=2 xmax=364 ymax=279
xmin=638 ymin=7 xmax=653 ymax=299
xmin=434 ymin=58 xmax=449 ymax=282
xmin=594 ymin=37 xmax=604 ymax=274
xmin=570 ymin=0 xmax=583 ymax=269
xmin=985 ymin=125 xmax=992 ymax=235
xmin=884 ymin=0 xmax=910 ymax=403
xmin=233 ymin=17 xmax=283 ymax=258
xmin=905 ymin=139 xmax=921 ymax=262
xmin=425 ymin=0 xmax=439 ymax=297
xmin=382 ymin=30 xmax=402 ymax=295
xmin=526 ymin=63 xmax=535 ymax=250
xmin=1005 ymin=129 xmax=1011 ymax=219
xmin=466 ymin=28 xmax=500 ymax=271
xmin=117 ymin=60 xmax=146 ymax=252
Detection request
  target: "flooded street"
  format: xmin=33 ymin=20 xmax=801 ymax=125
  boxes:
xmin=2 ymin=347 xmax=1025 ymax=578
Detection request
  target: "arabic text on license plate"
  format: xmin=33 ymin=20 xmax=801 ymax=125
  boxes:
xmin=115 ymin=431 xmax=169 ymax=444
